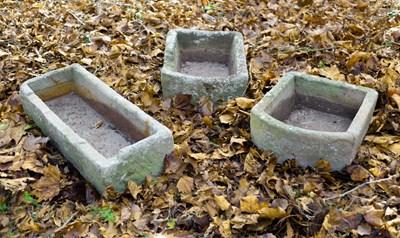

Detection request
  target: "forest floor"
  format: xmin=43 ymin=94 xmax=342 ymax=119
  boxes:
xmin=0 ymin=0 xmax=399 ymax=237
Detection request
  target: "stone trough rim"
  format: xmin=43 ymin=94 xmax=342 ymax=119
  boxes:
xmin=161 ymin=29 xmax=248 ymax=82
xmin=250 ymin=71 xmax=379 ymax=138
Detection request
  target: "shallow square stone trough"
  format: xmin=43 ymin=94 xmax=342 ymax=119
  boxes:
xmin=161 ymin=29 xmax=248 ymax=104
xmin=250 ymin=72 xmax=378 ymax=171
xmin=20 ymin=64 xmax=174 ymax=193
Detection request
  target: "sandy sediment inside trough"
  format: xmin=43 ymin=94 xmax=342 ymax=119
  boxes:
xmin=180 ymin=61 xmax=229 ymax=77
xmin=45 ymin=92 xmax=133 ymax=158
xmin=283 ymin=105 xmax=353 ymax=132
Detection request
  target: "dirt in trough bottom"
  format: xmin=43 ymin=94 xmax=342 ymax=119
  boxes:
xmin=180 ymin=61 xmax=230 ymax=77
xmin=45 ymin=92 xmax=133 ymax=158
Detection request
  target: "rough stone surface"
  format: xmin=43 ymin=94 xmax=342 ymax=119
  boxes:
xmin=161 ymin=29 xmax=248 ymax=104
xmin=250 ymin=72 xmax=378 ymax=171
xmin=20 ymin=64 xmax=174 ymax=193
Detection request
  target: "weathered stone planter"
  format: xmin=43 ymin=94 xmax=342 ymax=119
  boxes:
xmin=250 ymin=72 xmax=378 ymax=171
xmin=161 ymin=29 xmax=248 ymax=104
xmin=20 ymin=64 xmax=174 ymax=193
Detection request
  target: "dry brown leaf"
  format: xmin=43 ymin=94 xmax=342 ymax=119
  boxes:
xmin=23 ymin=135 xmax=49 ymax=152
xmin=128 ymin=180 xmax=142 ymax=199
xmin=391 ymin=94 xmax=400 ymax=109
xmin=219 ymin=114 xmax=234 ymax=124
xmin=188 ymin=152 xmax=208 ymax=160
xmin=80 ymin=58 xmax=92 ymax=65
xmin=177 ymin=175 xmax=193 ymax=194
xmin=0 ymin=177 xmax=35 ymax=191
xmin=346 ymin=51 xmax=371 ymax=69
xmin=357 ymin=223 xmax=371 ymax=236
xmin=30 ymin=165 xmax=63 ymax=201
xmin=364 ymin=207 xmax=384 ymax=227
xmin=348 ymin=165 xmax=369 ymax=182
xmin=0 ymin=49 xmax=10 ymax=57
xmin=235 ymin=97 xmax=255 ymax=109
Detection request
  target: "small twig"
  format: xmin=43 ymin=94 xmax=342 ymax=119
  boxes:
xmin=67 ymin=10 xmax=85 ymax=25
xmin=54 ymin=211 xmax=79 ymax=233
xmin=95 ymin=1 xmax=133 ymax=7
xmin=280 ymin=46 xmax=336 ymax=54
xmin=326 ymin=174 xmax=398 ymax=200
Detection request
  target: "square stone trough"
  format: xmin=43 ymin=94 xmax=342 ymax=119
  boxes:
xmin=161 ymin=29 xmax=248 ymax=104
xmin=19 ymin=64 xmax=174 ymax=193
xmin=250 ymin=72 xmax=378 ymax=171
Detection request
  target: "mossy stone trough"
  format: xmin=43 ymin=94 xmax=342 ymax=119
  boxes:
xmin=161 ymin=29 xmax=248 ymax=104
xmin=20 ymin=64 xmax=174 ymax=193
xmin=250 ymin=72 xmax=378 ymax=171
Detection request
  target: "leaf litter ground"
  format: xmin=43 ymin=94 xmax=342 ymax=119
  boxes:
xmin=0 ymin=0 xmax=400 ymax=237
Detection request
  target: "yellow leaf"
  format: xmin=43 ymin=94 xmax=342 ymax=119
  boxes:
xmin=177 ymin=175 xmax=193 ymax=194
xmin=188 ymin=152 xmax=208 ymax=160
xmin=388 ymin=143 xmax=400 ymax=154
xmin=235 ymin=97 xmax=255 ymax=109
xmin=219 ymin=220 xmax=232 ymax=238
xmin=346 ymin=51 xmax=370 ymax=68
xmin=201 ymin=0 xmax=209 ymax=7
xmin=318 ymin=65 xmax=345 ymax=81
xmin=140 ymin=91 xmax=153 ymax=107
xmin=214 ymin=195 xmax=230 ymax=211
xmin=315 ymin=159 xmax=331 ymax=172
xmin=240 ymin=194 xmax=260 ymax=213
xmin=258 ymin=206 xmax=286 ymax=219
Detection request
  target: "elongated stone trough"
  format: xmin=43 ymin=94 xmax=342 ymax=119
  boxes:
xmin=250 ymin=72 xmax=378 ymax=171
xmin=20 ymin=64 xmax=174 ymax=193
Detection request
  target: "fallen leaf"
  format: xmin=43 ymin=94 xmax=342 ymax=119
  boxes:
xmin=240 ymin=194 xmax=260 ymax=213
xmin=0 ymin=177 xmax=35 ymax=191
xmin=258 ymin=206 xmax=286 ymax=219
xmin=177 ymin=175 xmax=193 ymax=194
xmin=30 ymin=165 xmax=63 ymax=201
xmin=214 ymin=195 xmax=230 ymax=211
xmin=390 ymin=94 xmax=400 ymax=109
xmin=23 ymin=135 xmax=49 ymax=152
xmin=346 ymin=51 xmax=371 ymax=69
xmin=315 ymin=160 xmax=331 ymax=172
xmin=235 ymin=97 xmax=255 ymax=109
xmin=219 ymin=114 xmax=234 ymax=124
xmin=364 ymin=207 xmax=384 ymax=227
xmin=318 ymin=65 xmax=345 ymax=81
xmin=128 ymin=180 xmax=142 ymax=199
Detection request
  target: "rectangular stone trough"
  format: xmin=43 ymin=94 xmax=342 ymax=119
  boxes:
xmin=161 ymin=29 xmax=248 ymax=104
xmin=250 ymin=72 xmax=378 ymax=171
xmin=20 ymin=64 xmax=174 ymax=193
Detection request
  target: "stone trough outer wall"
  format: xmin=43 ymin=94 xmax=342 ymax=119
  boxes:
xmin=250 ymin=72 xmax=379 ymax=171
xmin=161 ymin=29 xmax=248 ymax=104
xmin=19 ymin=64 xmax=174 ymax=193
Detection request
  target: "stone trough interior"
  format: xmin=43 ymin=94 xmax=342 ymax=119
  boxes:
xmin=34 ymin=80 xmax=146 ymax=158
xmin=269 ymin=81 xmax=364 ymax=132
xmin=176 ymin=33 xmax=235 ymax=77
